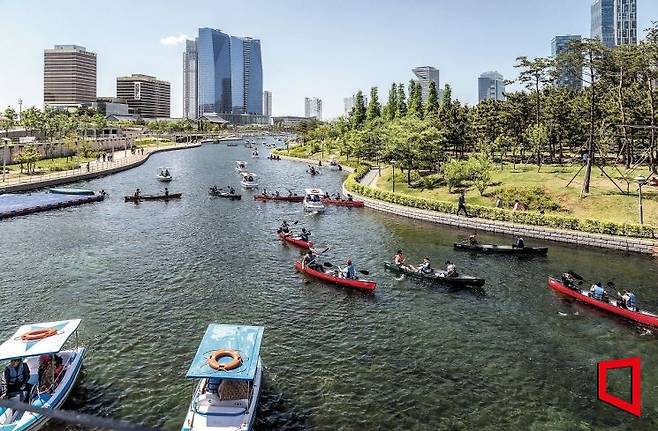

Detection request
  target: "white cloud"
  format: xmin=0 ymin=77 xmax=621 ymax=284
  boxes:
xmin=159 ymin=34 xmax=191 ymax=46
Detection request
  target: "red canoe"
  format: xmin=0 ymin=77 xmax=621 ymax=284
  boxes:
xmin=255 ymin=195 xmax=304 ymax=202
xmin=547 ymin=277 xmax=658 ymax=328
xmin=279 ymin=233 xmax=313 ymax=249
xmin=321 ymin=198 xmax=364 ymax=207
xmin=294 ymin=261 xmax=376 ymax=292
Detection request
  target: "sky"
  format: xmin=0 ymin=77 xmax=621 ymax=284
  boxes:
xmin=1 ymin=0 xmax=658 ymax=119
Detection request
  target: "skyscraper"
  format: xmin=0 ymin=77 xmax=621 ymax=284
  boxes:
xmin=478 ymin=71 xmax=505 ymax=102
xmin=343 ymin=95 xmax=368 ymax=116
xmin=186 ymin=27 xmax=264 ymax=121
xmin=183 ymin=39 xmax=198 ymax=119
xmin=552 ymin=35 xmax=583 ymax=91
xmin=263 ymin=91 xmax=272 ymax=118
xmin=116 ymin=74 xmax=170 ymax=118
xmin=43 ymin=45 xmax=96 ymax=109
xmin=591 ymin=0 xmax=636 ymax=47
xmin=412 ymin=66 xmax=440 ymax=101
xmin=304 ymin=97 xmax=322 ymax=120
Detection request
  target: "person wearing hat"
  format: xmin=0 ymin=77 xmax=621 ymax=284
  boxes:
xmin=2 ymin=357 xmax=31 ymax=401
xmin=590 ymin=282 xmax=605 ymax=300
xmin=444 ymin=260 xmax=458 ymax=278
xmin=342 ymin=259 xmax=357 ymax=279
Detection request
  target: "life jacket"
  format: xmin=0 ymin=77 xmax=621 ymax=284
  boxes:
xmin=627 ymin=293 xmax=636 ymax=308
xmin=592 ymin=286 xmax=604 ymax=299
xmin=6 ymin=362 xmax=27 ymax=387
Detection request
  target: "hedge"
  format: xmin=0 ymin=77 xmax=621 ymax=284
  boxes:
xmin=344 ymin=166 xmax=657 ymax=239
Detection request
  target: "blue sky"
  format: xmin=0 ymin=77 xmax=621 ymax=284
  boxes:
xmin=1 ymin=0 xmax=657 ymax=119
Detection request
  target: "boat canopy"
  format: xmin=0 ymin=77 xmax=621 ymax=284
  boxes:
xmin=186 ymin=324 xmax=264 ymax=381
xmin=0 ymin=319 xmax=81 ymax=361
xmin=236 ymin=161 xmax=247 ymax=165
xmin=305 ymin=188 xmax=323 ymax=196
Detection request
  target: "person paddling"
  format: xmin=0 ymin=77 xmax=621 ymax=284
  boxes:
xmin=589 ymin=282 xmax=605 ymax=300
xmin=417 ymin=257 xmax=432 ymax=274
xmin=513 ymin=237 xmax=525 ymax=249
xmin=299 ymin=227 xmax=311 ymax=242
xmin=468 ymin=232 xmax=479 ymax=245
xmin=302 ymin=249 xmax=320 ymax=271
xmin=342 ymin=259 xmax=357 ymax=279
xmin=279 ymin=220 xmax=291 ymax=234
xmin=393 ymin=249 xmax=407 ymax=267
xmin=619 ymin=289 xmax=637 ymax=311
xmin=134 ymin=188 xmax=141 ymax=199
xmin=444 ymin=260 xmax=458 ymax=278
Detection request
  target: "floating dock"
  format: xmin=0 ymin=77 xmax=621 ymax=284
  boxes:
xmin=0 ymin=190 xmax=105 ymax=219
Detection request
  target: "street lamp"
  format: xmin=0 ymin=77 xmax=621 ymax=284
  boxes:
xmin=391 ymin=160 xmax=397 ymax=193
xmin=2 ymin=138 xmax=8 ymax=182
xmin=635 ymin=176 xmax=647 ymax=225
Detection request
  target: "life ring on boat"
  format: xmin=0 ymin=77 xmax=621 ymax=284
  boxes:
xmin=208 ymin=349 xmax=242 ymax=371
xmin=20 ymin=327 xmax=57 ymax=341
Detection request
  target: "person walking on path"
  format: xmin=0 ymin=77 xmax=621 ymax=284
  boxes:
xmin=457 ymin=191 xmax=469 ymax=217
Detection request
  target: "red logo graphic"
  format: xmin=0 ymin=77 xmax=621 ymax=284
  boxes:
xmin=597 ymin=357 xmax=641 ymax=416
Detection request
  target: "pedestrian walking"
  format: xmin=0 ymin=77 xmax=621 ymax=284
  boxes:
xmin=457 ymin=191 xmax=469 ymax=217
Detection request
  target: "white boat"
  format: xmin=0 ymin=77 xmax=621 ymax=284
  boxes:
xmin=235 ymin=161 xmax=248 ymax=173
xmin=328 ymin=159 xmax=341 ymax=171
xmin=0 ymin=320 xmax=85 ymax=431
xmin=303 ymin=188 xmax=325 ymax=212
xmin=181 ymin=324 xmax=264 ymax=431
xmin=157 ymin=167 xmax=173 ymax=182
xmin=240 ymin=173 xmax=259 ymax=189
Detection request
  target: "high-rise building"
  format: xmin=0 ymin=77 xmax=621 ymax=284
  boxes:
xmin=304 ymin=97 xmax=322 ymax=120
xmin=478 ymin=71 xmax=505 ymax=102
xmin=412 ymin=66 xmax=440 ymax=102
xmin=343 ymin=95 xmax=368 ymax=117
xmin=552 ymin=35 xmax=583 ymax=91
xmin=183 ymin=39 xmax=198 ymax=119
xmin=43 ymin=45 xmax=96 ymax=109
xmin=186 ymin=27 xmax=265 ymax=122
xmin=116 ymin=74 xmax=170 ymax=118
xmin=592 ymin=0 xmax=636 ymax=47
xmin=263 ymin=91 xmax=272 ymax=118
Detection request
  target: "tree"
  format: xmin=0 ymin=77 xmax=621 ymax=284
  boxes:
xmin=15 ymin=145 xmax=39 ymax=174
xmin=366 ymin=87 xmax=381 ymax=121
xmin=397 ymin=83 xmax=407 ymax=117
xmin=470 ymin=154 xmax=493 ymax=196
xmin=438 ymin=84 xmax=452 ymax=121
xmin=383 ymin=83 xmax=398 ymax=120
xmin=514 ymin=56 xmax=552 ymax=126
xmin=2 ymin=107 xmax=17 ymax=138
xmin=524 ymin=123 xmax=549 ymax=171
xmin=351 ymin=90 xmax=367 ymax=128
xmin=407 ymin=80 xmax=423 ymax=119
xmin=424 ymin=81 xmax=439 ymax=119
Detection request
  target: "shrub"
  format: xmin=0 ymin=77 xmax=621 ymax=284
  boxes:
xmin=490 ymin=186 xmax=561 ymax=211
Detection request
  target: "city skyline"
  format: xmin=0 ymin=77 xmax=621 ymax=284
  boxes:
xmin=2 ymin=0 xmax=658 ymax=119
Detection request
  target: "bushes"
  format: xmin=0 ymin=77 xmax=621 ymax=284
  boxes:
xmin=491 ymin=186 xmax=561 ymax=211
xmin=345 ymin=171 xmax=656 ymax=239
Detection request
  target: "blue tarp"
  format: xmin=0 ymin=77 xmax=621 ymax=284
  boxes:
xmin=0 ymin=192 xmax=97 ymax=215
xmin=186 ymin=324 xmax=264 ymax=381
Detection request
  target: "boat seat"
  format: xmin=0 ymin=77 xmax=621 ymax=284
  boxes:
xmin=196 ymin=393 xmax=248 ymax=412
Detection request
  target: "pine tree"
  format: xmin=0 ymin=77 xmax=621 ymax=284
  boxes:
xmin=407 ymin=80 xmax=423 ymax=118
xmin=366 ymin=86 xmax=381 ymax=121
xmin=383 ymin=83 xmax=398 ymax=120
xmin=397 ymin=83 xmax=407 ymax=117
xmin=424 ymin=81 xmax=439 ymax=118
xmin=352 ymin=90 xmax=367 ymax=128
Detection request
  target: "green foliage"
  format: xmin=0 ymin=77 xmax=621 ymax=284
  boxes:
xmin=424 ymin=81 xmax=439 ymax=119
xmin=366 ymin=87 xmax=381 ymax=121
xmin=351 ymin=91 xmax=367 ymax=128
xmin=397 ymin=83 xmax=407 ymax=117
xmin=14 ymin=145 xmax=39 ymax=173
xmin=469 ymin=154 xmax=493 ymax=196
xmin=490 ymin=186 xmax=561 ymax=211
xmin=383 ymin=83 xmax=398 ymax=120
xmin=407 ymin=80 xmax=423 ymax=119
xmin=442 ymin=159 xmax=469 ymax=192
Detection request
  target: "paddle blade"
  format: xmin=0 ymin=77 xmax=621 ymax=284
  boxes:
xmin=323 ymin=262 xmax=334 ymax=268
xmin=359 ymin=270 xmax=370 ymax=276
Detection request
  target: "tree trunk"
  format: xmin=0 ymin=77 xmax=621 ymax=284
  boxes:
xmin=407 ymin=167 xmax=412 ymax=186
xmin=617 ymin=65 xmax=630 ymax=169
xmin=582 ymin=54 xmax=596 ymax=196
xmin=647 ymin=77 xmax=657 ymax=173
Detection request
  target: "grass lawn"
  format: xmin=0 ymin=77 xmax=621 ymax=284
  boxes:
xmin=373 ymin=163 xmax=657 ymax=226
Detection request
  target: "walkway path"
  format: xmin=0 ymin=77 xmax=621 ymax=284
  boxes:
xmin=0 ymin=142 xmax=201 ymax=193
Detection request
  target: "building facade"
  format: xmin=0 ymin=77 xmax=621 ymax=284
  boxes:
xmin=304 ymin=97 xmax=322 ymax=120
xmin=478 ymin=71 xmax=505 ymax=102
xmin=343 ymin=95 xmax=368 ymax=117
xmin=116 ymin=74 xmax=171 ymax=118
xmin=263 ymin=91 xmax=272 ymax=118
xmin=551 ymin=35 xmax=583 ymax=91
xmin=183 ymin=39 xmax=198 ymax=119
xmin=186 ymin=27 xmax=265 ymax=123
xmin=44 ymin=45 xmax=97 ymax=109
xmin=592 ymin=0 xmax=636 ymax=47
xmin=92 ymin=97 xmax=129 ymax=116
xmin=412 ymin=66 xmax=440 ymax=102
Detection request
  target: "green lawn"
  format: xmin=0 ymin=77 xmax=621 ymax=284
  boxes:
xmin=373 ymin=163 xmax=657 ymax=226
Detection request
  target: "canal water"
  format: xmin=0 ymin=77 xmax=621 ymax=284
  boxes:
xmin=1 ymin=139 xmax=657 ymax=430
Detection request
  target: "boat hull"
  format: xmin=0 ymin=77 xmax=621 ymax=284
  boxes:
xmin=124 ymin=193 xmax=182 ymax=202
xmin=255 ymin=195 xmax=304 ymax=203
xmin=278 ymin=233 xmax=312 ymax=249
xmin=241 ymin=182 xmax=259 ymax=189
xmin=303 ymin=202 xmax=325 ymax=212
xmin=454 ymin=243 xmax=548 ymax=255
xmin=157 ymin=176 xmax=173 ymax=182
xmin=321 ymin=198 xmax=364 ymax=208
xmin=383 ymin=262 xmax=485 ymax=288
xmin=209 ymin=191 xmax=241 ymax=200
xmin=294 ymin=261 xmax=376 ymax=292
xmin=181 ymin=360 xmax=262 ymax=431
xmin=547 ymin=277 xmax=658 ymax=328
xmin=49 ymin=188 xmax=95 ymax=196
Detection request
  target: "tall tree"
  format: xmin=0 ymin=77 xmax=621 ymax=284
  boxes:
xmin=407 ymin=80 xmax=423 ymax=119
xmin=424 ymin=81 xmax=439 ymax=119
xmin=366 ymin=86 xmax=381 ymax=121
xmin=397 ymin=83 xmax=407 ymax=117
xmin=514 ymin=56 xmax=552 ymax=126
xmin=383 ymin=83 xmax=398 ymax=120
xmin=2 ymin=107 xmax=17 ymax=138
xmin=351 ymin=90 xmax=367 ymax=128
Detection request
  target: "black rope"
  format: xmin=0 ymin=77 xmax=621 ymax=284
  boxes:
xmin=0 ymin=399 xmax=162 ymax=431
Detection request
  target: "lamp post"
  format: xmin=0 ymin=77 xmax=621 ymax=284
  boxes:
xmin=635 ymin=176 xmax=647 ymax=225
xmin=2 ymin=138 xmax=8 ymax=182
xmin=391 ymin=160 xmax=397 ymax=193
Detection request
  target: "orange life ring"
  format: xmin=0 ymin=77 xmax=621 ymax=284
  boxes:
xmin=208 ymin=349 xmax=242 ymax=371
xmin=20 ymin=327 xmax=57 ymax=341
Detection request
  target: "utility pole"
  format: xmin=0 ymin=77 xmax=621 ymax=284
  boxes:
xmin=18 ymin=99 xmax=23 ymax=122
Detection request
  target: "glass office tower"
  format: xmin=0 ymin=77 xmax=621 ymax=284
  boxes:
xmin=197 ymin=28 xmax=232 ymax=115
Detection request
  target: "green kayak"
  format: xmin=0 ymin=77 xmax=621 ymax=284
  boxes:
xmin=383 ymin=262 xmax=485 ymax=288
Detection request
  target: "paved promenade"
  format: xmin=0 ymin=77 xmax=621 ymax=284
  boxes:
xmin=0 ymin=142 xmax=201 ymax=193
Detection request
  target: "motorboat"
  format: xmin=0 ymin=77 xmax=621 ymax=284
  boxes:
xmin=181 ymin=324 xmax=264 ymax=431
xmin=157 ymin=167 xmax=173 ymax=182
xmin=235 ymin=161 xmax=248 ymax=173
xmin=303 ymin=188 xmax=325 ymax=212
xmin=240 ymin=173 xmax=259 ymax=189
xmin=0 ymin=319 xmax=85 ymax=431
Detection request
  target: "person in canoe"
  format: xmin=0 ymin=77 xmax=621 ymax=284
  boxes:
xmin=164 ymin=187 xmax=169 ymax=197
xmin=299 ymin=227 xmax=311 ymax=242
xmin=417 ymin=257 xmax=433 ymax=274
xmin=341 ymin=259 xmax=357 ymax=279
xmin=589 ymin=282 xmax=605 ymax=300
xmin=347 ymin=194 xmax=354 ymax=202
xmin=324 ymin=191 xmax=331 ymax=199
xmin=275 ymin=190 xmax=281 ymax=197
xmin=513 ymin=237 xmax=525 ymax=249
xmin=619 ymin=290 xmax=637 ymax=311
xmin=468 ymin=232 xmax=479 ymax=245
xmin=560 ymin=272 xmax=579 ymax=290
xmin=443 ymin=260 xmax=458 ymax=278
xmin=134 ymin=188 xmax=141 ymax=199
xmin=302 ymin=249 xmax=321 ymax=271
xmin=164 ymin=168 xmax=170 ymax=177
xmin=210 ymin=185 xmax=219 ymax=193
xmin=393 ymin=249 xmax=407 ymax=266
xmin=279 ymin=220 xmax=291 ymax=234
xmin=262 ymin=189 xmax=269 ymax=196
xmin=229 ymin=186 xmax=236 ymax=194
